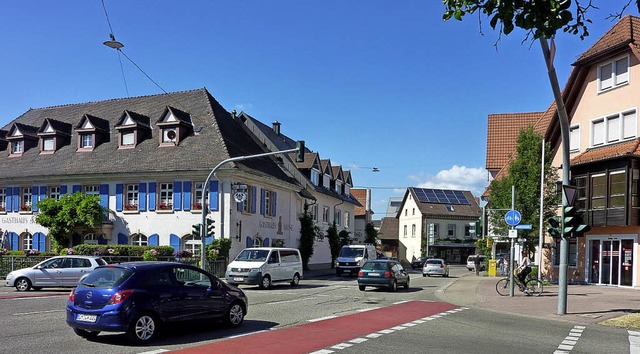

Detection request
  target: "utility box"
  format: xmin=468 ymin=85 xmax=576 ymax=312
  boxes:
xmin=488 ymin=259 xmax=497 ymax=277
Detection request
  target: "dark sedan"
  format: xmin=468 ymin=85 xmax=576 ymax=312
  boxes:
xmin=357 ymin=259 xmax=410 ymax=292
xmin=66 ymin=261 xmax=248 ymax=343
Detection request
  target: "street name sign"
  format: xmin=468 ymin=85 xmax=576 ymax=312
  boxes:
xmin=515 ymin=224 xmax=532 ymax=230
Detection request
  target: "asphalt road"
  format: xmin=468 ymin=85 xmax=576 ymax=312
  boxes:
xmin=0 ymin=266 xmax=633 ymax=354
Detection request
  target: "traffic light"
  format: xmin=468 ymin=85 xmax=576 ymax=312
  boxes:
xmin=548 ymin=215 xmax=562 ymax=239
xmin=206 ymin=217 xmax=216 ymax=237
xmin=486 ymin=237 xmax=493 ymax=248
xmin=296 ymin=140 xmax=305 ymax=163
xmin=564 ymin=206 xmax=591 ymax=238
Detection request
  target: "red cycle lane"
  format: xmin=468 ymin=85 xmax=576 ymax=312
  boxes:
xmin=170 ymin=300 xmax=458 ymax=354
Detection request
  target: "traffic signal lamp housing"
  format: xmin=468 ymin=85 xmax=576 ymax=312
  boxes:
xmin=564 ymin=206 xmax=590 ymax=238
xmin=548 ymin=216 xmax=561 ymax=239
xmin=296 ymin=140 xmax=305 ymax=163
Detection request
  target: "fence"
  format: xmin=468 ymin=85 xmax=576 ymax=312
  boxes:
xmin=0 ymin=256 xmax=228 ymax=279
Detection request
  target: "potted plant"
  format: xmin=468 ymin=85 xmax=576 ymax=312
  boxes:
xmin=20 ymin=205 xmax=31 ymax=212
xmin=124 ymin=204 xmax=138 ymax=211
xmin=158 ymin=203 xmax=173 ymax=210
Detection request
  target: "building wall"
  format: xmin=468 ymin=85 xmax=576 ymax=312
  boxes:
xmin=398 ymin=196 xmax=422 ymax=262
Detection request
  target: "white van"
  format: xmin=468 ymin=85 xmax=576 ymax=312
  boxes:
xmin=225 ymin=247 xmax=303 ymax=289
xmin=335 ymin=244 xmax=378 ymax=276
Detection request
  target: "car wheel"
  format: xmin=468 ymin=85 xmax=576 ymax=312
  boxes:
xmin=336 ymin=269 xmax=342 ymax=276
xmin=390 ymin=280 xmax=397 ymax=292
xmin=15 ymin=277 xmax=32 ymax=292
xmin=427 ymin=274 xmax=431 ymax=277
xmin=259 ymin=275 xmax=271 ymax=289
xmin=225 ymin=302 xmax=245 ymax=327
xmin=290 ymin=273 xmax=300 ymax=286
xmin=404 ymin=277 xmax=410 ymax=289
xmin=422 ymin=273 xmax=426 ymax=277
xmin=73 ymin=328 xmax=100 ymax=339
xmin=358 ymin=285 xmax=366 ymax=291
xmin=127 ymin=313 xmax=158 ymax=344
xmin=444 ymin=271 xmax=449 ymax=277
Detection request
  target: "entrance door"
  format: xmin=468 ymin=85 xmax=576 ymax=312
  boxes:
xmin=589 ymin=238 xmax=633 ymax=286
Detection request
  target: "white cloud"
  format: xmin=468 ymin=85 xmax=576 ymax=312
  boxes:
xmin=234 ymin=103 xmax=254 ymax=112
xmin=412 ymin=165 xmax=489 ymax=198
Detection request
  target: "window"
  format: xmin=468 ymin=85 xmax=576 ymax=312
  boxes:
xmin=21 ymin=187 xmax=32 ymax=210
xmin=465 ymin=224 xmax=471 ymax=237
xmin=130 ymin=234 xmax=148 ymax=246
xmin=569 ymin=125 xmax=580 ymax=152
xmin=11 ymin=140 xmax=23 ymax=154
xmin=344 ymin=211 xmax=350 ymax=228
xmin=335 ymin=181 xmax=342 ymax=194
xmin=609 ymin=170 xmax=626 ymax=208
xmin=84 ymin=233 xmax=99 ymax=245
xmin=412 ymin=208 xmax=415 ymax=215
xmin=334 ymin=209 xmax=341 ymax=226
xmin=182 ymin=234 xmax=201 ymax=257
xmin=162 ymin=128 xmax=177 ymax=144
xmin=598 ymin=56 xmax=629 ymax=92
xmin=43 ymin=137 xmax=55 ymax=151
xmin=125 ymin=184 xmax=139 ymax=210
xmin=22 ymin=233 xmax=33 ymax=250
xmin=193 ymin=182 xmax=208 ymax=210
xmin=310 ymin=204 xmax=317 ymax=221
xmin=240 ymin=185 xmax=254 ymax=213
xmin=49 ymin=186 xmax=60 ymax=201
xmin=591 ymin=110 xmax=637 ymax=147
xmin=84 ymin=185 xmax=99 ymax=196
xmin=310 ymin=170 xmax=320 ymax=185
xmin=411 ymin=224 xmax=416 ymax=238
xmin=403 ymin=225 xmax=407 ymax=238
xmin=0 ymin=188 xmax=5 ymax=212
xmin=159 ymin=183 xmax=173 ymax=209
xmin=322 ymin=206 xmax=329 ymax=223
xmin=405 ymin=209 xmax=407 ymax=216
xmin=447 ymin=224 xmax=456 ymax=237
xmin=264 ymin=190 xmax=274 ymax=216
xmin=554 ymin=238 xmax=578 ymax=267
xmin=433 ymin=224 xmax=440 ymax=237
xmin=574 ymin=176 xmax=588 ymax=211
xmin=80 ymin=134 xmax=93 ymax=148
xmin=121 ymin=131 xmax=135 ymax=146
xmin=591 ymin=174 xmax=606 ymax=209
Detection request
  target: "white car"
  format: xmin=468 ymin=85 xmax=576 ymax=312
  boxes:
xmin=422 ymin=258 xmax=450 ymax=277
xmin=5 ymin=255 xmax=107 ymax=291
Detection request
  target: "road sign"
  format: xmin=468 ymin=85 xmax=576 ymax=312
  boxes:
xmin=505 ymin=210 xmax=522 ymax=226
xmin=508 ymin=229 xmax=518 ymax=238
xmin=515 ymin=224 xmax=532 ymax=230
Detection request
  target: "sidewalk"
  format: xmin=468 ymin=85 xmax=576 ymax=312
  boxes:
xmin=436 ymin=272 xmax=640 ymax=325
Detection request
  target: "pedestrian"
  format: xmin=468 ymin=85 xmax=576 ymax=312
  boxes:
xmin=498 ymin=256 xmax=505 ymax=276
xmin=474 ymin=254 xmax=481 ymax=276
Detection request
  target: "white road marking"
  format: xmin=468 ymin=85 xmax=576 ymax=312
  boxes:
xmin=554 ymin=325 xmax=585 ymax=352
xmin=136 ymin=350 xmax=170 ymax=354
xmin=309 ymin=350 xmax=334 ymax=354
xmin=356 ymin=307 xmax=380 ymax=312
xmin=349 ymin=338 xmax=368 ymax=344
xmin=628 ymin=330 xmax=640 ymax=354
xmin=309 ymin=315 xmax=338 ymax=322
xmin=13 ymin=309 xmax=64 ymax=316
xmin=331 ymin=343 xmax=353 ymax=349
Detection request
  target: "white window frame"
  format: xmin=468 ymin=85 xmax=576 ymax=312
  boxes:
xmin=182 ymin=234 xmax=202 ymax=257
xmin=403 ymin=225 xmax=407 ymax=238
xmin=159 ymin=183 xmax=173 ymax=208
xmin=310 ymin=204 xmax=318 ymax=221
xmin=311 ymin=170 xmax=320 ymax=186
xmin=11 ymin=140 xmax=23 ymax=154
xmin=84 ymin=185 xmax=99 ymax=196
xmin=597 ymin=55 xmax=629 ymax=92
xmin=334 ymin=209 xmax=341 ymax=226
xmin=240 ymin=185 xmax=253 ymax=213
xmin=23 ymin=233 xmax=33 ymax=250
xmin=569 ymin=124 xmax=580 ymax=152
xmin=322 ymin=206 xmax=330 ymax=223
xmin=130 ymin=234 xmax=148 ymax=246
xmin=344 ymin=211 xmax=350 ymax=228
xmin=21 ymin=187 xmax=32 ymax=208
xmin=126 ymin=184 xmax=139 ymax=209
xmin=43 ymin=137 xmax=55 ymax=151
xmin=447 ymin=224 xmax=456 ymax=237
xmin=591 ymin=109 xmax=637 ymax=147
xmin=0 ymin=188 xmax=6 ymax=211
xmin=80 ymin=134 xmax=93 ymax=148
xmin=412 ymin=224 xmax=416 ymax=238
xmin=121 ymin=131 xmax=135 ymax=146
xmin=49 ymin=186 xmax=60 ymax=201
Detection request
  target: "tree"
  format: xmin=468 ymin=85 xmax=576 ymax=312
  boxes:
xmin=339 ymin=229 xmax=351 ymax=247
xmin=486 ymin=127 xmax=560 ymax=252
xmin=36 ymin=192 xmax=106 ymax=251
xmin=298 ymin=202 xmax=317 ymax=271
xmin=443 ymin=0 xmax=639 ymax=40
xmin=364 ymin=222 xmax=378 ymax=244
xmin=327 ymin=221 xmax=340 ymax=269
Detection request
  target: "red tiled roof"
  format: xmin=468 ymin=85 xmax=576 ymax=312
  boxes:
xmin=351 ymin=188 xmax=367 ymax=217
xmin=486 ymin=112 xmax=542 ymax=170
xmin=571 ymin=138 xmax=640 ymax=165
xmin=574 ymin=15 xmax=640 ymax=65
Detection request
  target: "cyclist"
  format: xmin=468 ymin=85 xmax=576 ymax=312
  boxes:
xmin=516 ymin=251 xmax=532 ymax=285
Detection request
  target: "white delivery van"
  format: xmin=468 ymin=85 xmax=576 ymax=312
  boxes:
xmin=335 ymin=244 xmax=378 ymax=276
xmin=225 ymin=247 xmax=303 ymax=289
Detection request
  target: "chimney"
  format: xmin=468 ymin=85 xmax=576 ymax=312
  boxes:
xmin=272 ymin=121 xmax=281 ymax=135
xmin=231 ymin=110 xmax=237 ymax=119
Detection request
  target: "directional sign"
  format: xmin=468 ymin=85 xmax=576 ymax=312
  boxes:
xmin=508 ymin=229 xmax=518 ymax=238
xmin=515 ymin=224 xmax=532 ymax=230
xmin=504 ymin=210 xmax=522 ymax=226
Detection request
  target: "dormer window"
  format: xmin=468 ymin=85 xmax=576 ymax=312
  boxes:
xmin=37 ymin=118 xmax=71 ymax=154
xmin=121 ymin=131 xmax=135 ymax=146
xmin=75 ymin=114 xmax=109 ymax=152
xmin=80 ymin=134 xmax=93 ymax=149
xmin=156 ymin=106 xmax=192 ymax=147
xmin=7 ymin=123 xmax=38 ymax=156
xmin=42 ymin=137 xmax=55 ymax=151
xmin=115 ymin=110 xmax=150 ymax=149
xmin=162 ymin=128 xmax=177 ymax=144
xmin=311 ymin=169 xmax=320 ymax=185
xmin=11 ymin=140 xmax=24 ymax=154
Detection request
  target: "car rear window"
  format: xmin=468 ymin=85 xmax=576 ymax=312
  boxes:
xmin=426 ymin=260 xmax=442 ymax=265
xmin=80 ymin=267 xmax=133 ymax=289
xmin=362 ymin=262 xmax=388 ymax=270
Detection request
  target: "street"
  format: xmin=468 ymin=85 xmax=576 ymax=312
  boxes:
xmin=0 ymin=266 xmax=632 ymax=354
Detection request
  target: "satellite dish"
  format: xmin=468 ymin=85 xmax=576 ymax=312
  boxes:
xmin=167 ymin=130 xmax=176 ymax=140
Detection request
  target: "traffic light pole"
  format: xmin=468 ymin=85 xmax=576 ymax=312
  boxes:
xmin=200 ymin=146 xmax=301 ymax=269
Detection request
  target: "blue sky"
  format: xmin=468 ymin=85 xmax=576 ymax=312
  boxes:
xmin=0 ymin=1 xmax=633 ymax=219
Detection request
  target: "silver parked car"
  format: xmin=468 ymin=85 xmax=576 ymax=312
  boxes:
xmin=6 ymin=255 xmax=107 ymax=291
xmin=422 ymin=258 xmax=450 ymax=277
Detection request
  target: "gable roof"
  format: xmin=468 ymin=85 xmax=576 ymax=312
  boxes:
xmin=486 ymin=112 xmax=542 ymax=171
xmin=400 ymin=187 xmax=482 ymax=220
xmin=378 ymin=217 xmax=399 ymax=240
xmin=574 ymin=15 xmax=640 ymax=65
xmin=38 ymin=117 xmax=72 ymax=137
xmin=350 ymin=188 xmax=368 ymax=217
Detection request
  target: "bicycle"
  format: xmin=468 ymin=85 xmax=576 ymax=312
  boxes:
xmin=495 ymin=272 xmax=543 ymax=297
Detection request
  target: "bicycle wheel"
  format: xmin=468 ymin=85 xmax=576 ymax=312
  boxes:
xmin=525 ymin=278 xmax=543 ymax=297
xmin=495 ymin=278 xmax=510 ymax=296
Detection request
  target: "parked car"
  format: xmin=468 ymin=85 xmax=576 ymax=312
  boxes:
xmin=411 ymin=257 xmax=429 ymax=269
xmin=466 ymin=255 xmax=486 ymax=271
xmin=357 ymin=259 xmax=410 ymax=292
xmin=66 ymin=261 xmax=248 ymax=343
xmin=422 ymin=258 xmax=450 ymax=277
xmin=5 ymin=255 xmax=107 ymax=292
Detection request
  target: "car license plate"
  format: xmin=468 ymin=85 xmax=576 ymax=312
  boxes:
xmin=233 ymin=277 xmax=243 ymax=282
xmin=77 ymin=314 xmax=97 ymax=323
xmin=368 ymin=273 xmax=380 ymax=277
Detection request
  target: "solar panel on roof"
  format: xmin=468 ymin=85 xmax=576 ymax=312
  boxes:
xmin=412 ymin=188 xmax=470 ymax=205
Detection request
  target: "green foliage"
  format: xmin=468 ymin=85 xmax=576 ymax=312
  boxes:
xmin=327 ymin=221 xmax=340 ymax=268
xmin=207 ymin=238 xmax=232 ymax=260
xmin=69 ymin=244 xmax=174 ymax=257
xmin=339 ymin=230 xmax=350 ymax=246
xmin=143 ymin=249 xmax=159 ymax=261
xmin=298 ymin=203 xmax=317 ymax=271
xmin=36 ymin=192 xmax=106 ymax=251
xmin=442 ymin=0 xmax=639 ymax=40
xmin=487 ymin=127 xmax=560 ymax=251
xmin=364 ymin=222 xmax=378 ymax=244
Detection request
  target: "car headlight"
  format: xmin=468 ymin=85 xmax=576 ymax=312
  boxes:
xmin=248 ymin=268 xmax=261 ymax=273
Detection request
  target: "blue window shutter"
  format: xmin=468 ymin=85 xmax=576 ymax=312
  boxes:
xmin=39 ymin=186 xmax=46 ymax=202
xmin=118 ymin=233 xmax=128 ymax=245
xmin=260 ymin=189 xmax=266 ymax=216
xmin=11 ymin=232 xmax=18 ymax=251
xmin=246 ymin=237 xmax=253 ymax=248
xmin=12 ymin=187 xmax=19 ymax=212
xmin=115 ymin=184 xmax=123 ymax=212
xmin=148 ymin=183 xmax=156 ymax=210
xmin=37 ymin=233 xmax=46 ymax=252
xmin=6 ymin=187 xmax=12 ymax=212
xmin=31 ymin=186 xmax=39 ymax=212
xmin=251 ymin=187 xmax=257 ymax=214
xmin=183 ymin=182 xmax=191 ymax=211
xmin=72 ymin=185 xmax=81 ymax=193
xmin=139 ymin=183 xmax=147 ymax=211
xmin=100 ymin=184 xmax=109 ymax=209
xmin=263 ymin=238 xmax=270 ymax=247
xmin=170 ymin=234 xmax=180 ymax=253
xmin=174 ymin=181 xmax=182 ymax=211
xmin=272 ymin=191 xmax=277 ymax=216
xmin=209 ymin=181 xmax=219 ymax=211
xmin=148 ymin=234 xmax=159 ymax=246
xmin=60 ymin=185 xmax=67 ymax=195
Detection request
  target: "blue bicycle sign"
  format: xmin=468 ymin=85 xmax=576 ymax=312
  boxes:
xmin=505 ymin=210 xmax=522 ymax=226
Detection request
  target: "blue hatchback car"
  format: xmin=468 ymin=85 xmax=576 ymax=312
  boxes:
xmin=66 ymin=261 xmax=248 ymax=343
